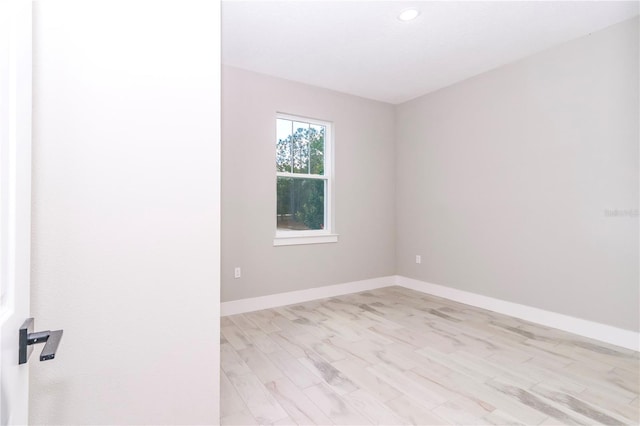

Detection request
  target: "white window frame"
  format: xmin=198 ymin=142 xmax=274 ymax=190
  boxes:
xmin=274 ymin=113 xmax=338 ymax=246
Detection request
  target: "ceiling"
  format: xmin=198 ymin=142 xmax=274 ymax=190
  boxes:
xmin=222 ymin=1 xmax=639 ymax=104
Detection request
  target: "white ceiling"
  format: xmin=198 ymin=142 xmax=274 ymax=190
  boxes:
xmin=222 ymin=1 xmax=639 ymax=104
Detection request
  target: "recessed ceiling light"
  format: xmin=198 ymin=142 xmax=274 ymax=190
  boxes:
xmin=398 ymin=8 xmax=420 ymax=22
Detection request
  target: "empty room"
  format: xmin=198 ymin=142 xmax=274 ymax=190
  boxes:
xmin=220 ymin=1 xmax=639 ymax=425
xmin=0 ymin=1 xmax=637 ymax=425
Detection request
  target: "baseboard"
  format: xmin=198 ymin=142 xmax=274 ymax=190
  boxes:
xmin=396 ymin=275 xmax=640 ymax=352
xmin=220 ymin=276 xmax=395 ymax=316
xmin=219 ymin=274 xmax=639 ymax=351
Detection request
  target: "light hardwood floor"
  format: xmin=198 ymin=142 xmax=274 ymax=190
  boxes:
xmin=220 ymin=286 xmax=639 ymax=425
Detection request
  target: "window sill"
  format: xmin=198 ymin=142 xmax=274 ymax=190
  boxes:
xmin=273 ymin=233 xmax=339 ymax=246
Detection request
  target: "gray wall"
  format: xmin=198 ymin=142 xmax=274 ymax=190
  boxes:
xmin=396 ymin=17 xmax=639 ymax=331
xmin=222 ymin=66 xmax=396 ymax=302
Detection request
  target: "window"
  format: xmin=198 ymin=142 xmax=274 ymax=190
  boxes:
xmin=274 ymin=113 xmax=337 ymax=246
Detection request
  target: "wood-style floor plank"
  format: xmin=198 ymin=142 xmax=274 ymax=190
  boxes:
xmin=226 ymin=370 xmax=289 ymax=423
xmin=220 ymin=286 xmax=639 ymax=425
xmin=220 ymin=371 xmax=250 ymax=419
xmin=303 ymin=383 xmax=370 ymax=425
xmin=265 ymin=376 xmax=334 ymax=425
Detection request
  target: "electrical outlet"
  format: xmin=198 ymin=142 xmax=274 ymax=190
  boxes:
xmin=234 ymin=267 xmax=241 ymax=279
xmin=415 ymin=255 xmax=421 ymax=264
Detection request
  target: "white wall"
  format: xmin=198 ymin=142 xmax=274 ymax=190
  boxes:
xmin=30 ymin=1 xmax=220 ymax=424
xmin=396 ymin=17 xmax=639 ymax=331
xmin=222 ymin=66 xmax=396 ymax=302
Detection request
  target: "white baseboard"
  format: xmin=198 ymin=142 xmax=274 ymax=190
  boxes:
xmin=220 ymin=276 xmax=395 ymax=316
xmin=219 ymin=274 xmax=639 ymax=351
xmin=396 ymin=275 xmax=640 ymax=352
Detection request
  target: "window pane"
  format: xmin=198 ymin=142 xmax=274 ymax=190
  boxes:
xmin=276 ymin=119 xmax=292 ymax=172
xmin=293 ymin=121 xmax=309 ymax=133
xmin=309 ymin=125 xmax=324 ymax=175
xmin=292 ymin=122 xmax=309 ymax=174
xmin=277 ymin=177 xmax=325 ymax=230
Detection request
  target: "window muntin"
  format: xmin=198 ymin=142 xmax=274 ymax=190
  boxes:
xmin=275 ymin=114 xmax=335 ymax=244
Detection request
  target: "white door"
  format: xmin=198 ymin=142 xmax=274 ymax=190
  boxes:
xmin=0 ymin=0 xmax=32 ymax=424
